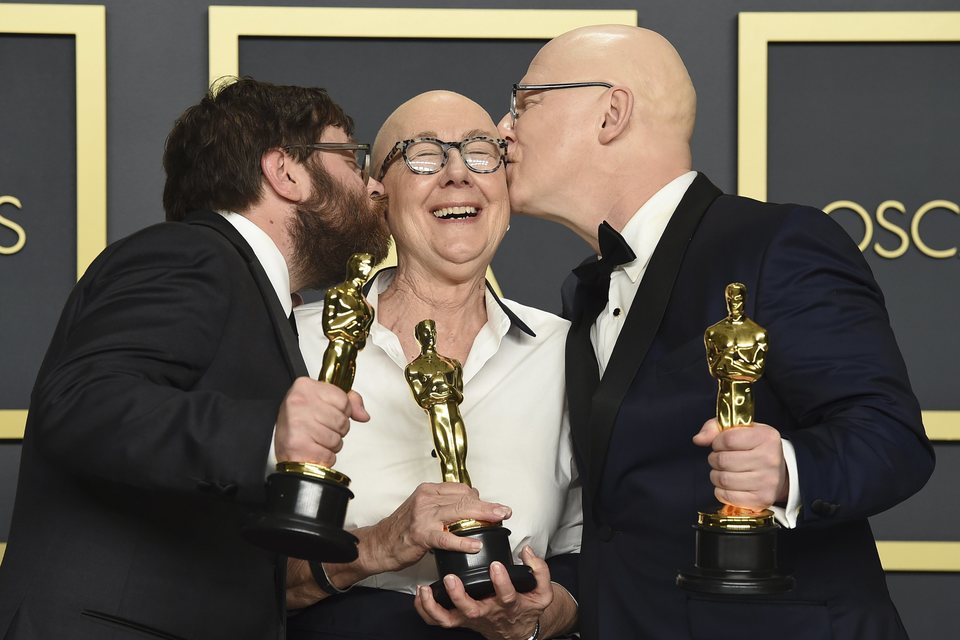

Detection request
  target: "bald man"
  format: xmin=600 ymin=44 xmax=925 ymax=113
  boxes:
xmin=498 ymin=25 xmax=933 ymax=639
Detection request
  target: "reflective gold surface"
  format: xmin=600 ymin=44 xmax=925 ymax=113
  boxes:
xmin=276 ymin=461 xmax=351 ymax=487
xmin=405 ymin=319 xmax=472 ymax=487
xmin=447 ymin=518 xmax=495 ymax=534
xmin=698 ymin=509 xmax=774 ymax=531
xmin=318 ymin=253 xmax=375 ymax=392
xmin=704 ymin=282 xmax=773 ymax=522
xmin=277 ymin=254 xmax=374 ymax=484
xmin=704 ymin=282 xmax=768 ymax=430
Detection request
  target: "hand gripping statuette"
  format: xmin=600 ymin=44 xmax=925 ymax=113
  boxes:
xmin=677 ymin=282 xmax=794 ymax=595
xmin=243 ymin=253 xmax=375 ymax=562
xmin=405 ymin=319 xmax=535 ymax=608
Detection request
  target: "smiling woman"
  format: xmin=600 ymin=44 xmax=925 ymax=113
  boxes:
xmin=287 ymin=90 xmax=582 ymax=640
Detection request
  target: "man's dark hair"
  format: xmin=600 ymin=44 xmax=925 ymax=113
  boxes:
xmin=162 ymin=76 xmax=354 ymax=222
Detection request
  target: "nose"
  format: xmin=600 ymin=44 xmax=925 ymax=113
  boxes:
xmin=367 ymin=176 xmax=385 ymax=198
xmin=439 ymin=149 xmax=473 ymax=185
xmin=496 ymin=112 xmax=516 ymax=146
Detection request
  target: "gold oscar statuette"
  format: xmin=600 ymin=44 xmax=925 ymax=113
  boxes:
xmin=677 ymin=282 xmax=794 ymax=595
xmin=243 ymin=253 xmax=375 ymax=563
xmin=405 ymin=319 xmax=534 ymax=608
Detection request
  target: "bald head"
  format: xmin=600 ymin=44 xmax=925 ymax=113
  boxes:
xmin=497 ymin=25 xmax=697 ymax=245
xmin=373 ymin=90 xmax=498 ymax=179
xmin=530 ymin=24 xmax=696 ymax=144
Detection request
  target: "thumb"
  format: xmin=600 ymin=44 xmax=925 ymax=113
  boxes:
xmin=692 ymin=418 xmax=721 ymax=447
xmin=347 ymin=390 xmax=371 ymax=423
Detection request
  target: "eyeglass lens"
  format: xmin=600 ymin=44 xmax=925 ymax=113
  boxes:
xmin=405 ymin=139 xmax=502 ymax=174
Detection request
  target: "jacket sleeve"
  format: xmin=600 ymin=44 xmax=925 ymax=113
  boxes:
xmin=30 ymin=224 xmax=279 ymax=503
xmin=755 ymin=206 xmax=934 ymax=525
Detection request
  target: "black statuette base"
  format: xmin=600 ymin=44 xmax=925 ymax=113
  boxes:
xmin=676 ymin=521 xmax=794 ymax=595
xmin=242 ymin=472 xmax=358 ymax=563
xmin=430 ymin=525 xmax=535 ymax=609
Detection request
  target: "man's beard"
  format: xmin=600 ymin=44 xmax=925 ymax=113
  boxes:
xmin=288 ymin=161 xmax=390 ymax=290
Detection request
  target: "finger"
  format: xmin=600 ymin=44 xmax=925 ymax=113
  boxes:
xmin=692 ymin=418 xmax=721 ymax=447
xmin=443 ymin=574 xmax=482 ymax=619
xmin=707 ymin=450 xmax=758 ymax=473
xmin=489 ymin=561 xmax=520 ymax=607
xmin=431 ymin=530 xmax=483 ymax=554
xmin=714 ymin=424 xmax=778 ymax=451
xmin=414 ymin=585 xmax=446 ymax=627
xmin=710 ymin=469 xmax=768 ymax=492
xmin=437 ymin=497 xmax=512 ymax=525
xmin=304 ymin=379 xmax=351 ymax=412
xmin=433 ymin=482 xmax=480 ymax=497
xmin=521 ymin=545 xmax=554 ymax=596
xmin=715 ymin=488 xmax=770 ymax=511
xmin=347 ymin=390 xmax=370 ymax=423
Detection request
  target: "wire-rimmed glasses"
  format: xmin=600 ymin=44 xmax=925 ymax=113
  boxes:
xmin=282 ymin=142 xmax=370 ymax=183
xmin=509 ymin=82 xmax=614 ymax=127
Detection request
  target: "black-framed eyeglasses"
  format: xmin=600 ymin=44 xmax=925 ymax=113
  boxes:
xmin=281 ymin=142 xmax=370 ymax=182
xmin=510 ymin=82 xmax=614 ymax=126
xmin=376 ymin=136 xmax=507 ymax=181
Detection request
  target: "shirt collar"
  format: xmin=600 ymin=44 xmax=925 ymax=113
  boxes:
xmin=217 ymin=211 xmax=293 ymax=316
xmin=615 ymin=171 xmax=698 ymax=283
xmin=365 ymin=267 xmax=535 ymax=338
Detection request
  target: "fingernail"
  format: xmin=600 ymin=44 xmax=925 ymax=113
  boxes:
xmin=490 ymin=561 xmax=503 ymax=574
xmin=494 ymin=506 xmax=511 ymax=519
xmin=444 ymin=574 xmax=457 ymax=588
xmin=468 ymin=540 xmax=483 ymax=553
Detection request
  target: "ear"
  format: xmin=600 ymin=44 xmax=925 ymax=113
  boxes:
xmin=598 ymin=87 xmax=634 ymax=145
xmin=260 ymin=148 xmax=310 ymax=203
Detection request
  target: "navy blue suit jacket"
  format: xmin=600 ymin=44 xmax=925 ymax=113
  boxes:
xmin=0 ymin=211 xmax=304 ymax=640
xmin=562 ymin=174 xmax=934 ymax=639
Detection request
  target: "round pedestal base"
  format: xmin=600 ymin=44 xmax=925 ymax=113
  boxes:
xmin=431 ymin=525 xmax=535 ymax=609
xmin=242 ymin=472 xmax=357 ymax=562
xmin=676 ymin=516 xmax=794 ymax=595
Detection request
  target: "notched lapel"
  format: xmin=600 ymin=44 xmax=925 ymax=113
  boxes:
xmin=184 ymin=211 xmax=308 ymax=380
xmin=585 ymin=174 xmax=722 ymax=502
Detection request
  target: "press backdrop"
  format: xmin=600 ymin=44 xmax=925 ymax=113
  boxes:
xmin=1 ymin=2 xmax=957 ymax=638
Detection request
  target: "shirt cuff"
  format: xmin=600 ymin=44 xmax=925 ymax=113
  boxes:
xmin=771 ymin=438 xmax=800 ymax=529
xmin=266 ymin=424 xmax=278 ymax=479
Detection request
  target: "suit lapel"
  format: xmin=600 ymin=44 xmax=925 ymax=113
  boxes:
xmin=586 ymin=174 xmax=722 ymax=503
xmin=184 ymin=210 xmax=308 ymax=379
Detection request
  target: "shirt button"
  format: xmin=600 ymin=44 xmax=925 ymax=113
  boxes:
xmin=613 ymin=308 xmax=622 ymax=317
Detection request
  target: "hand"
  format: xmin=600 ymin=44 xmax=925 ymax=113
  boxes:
xmin=367 ymin=483 xmax=513 ymax=574
xmin=414 ymin=546 xmax=554 ymax=640
xmin=693 ymin=418 xmax=788 ymax=510
xmin=274 ymin=377 xmax=370 ymax=467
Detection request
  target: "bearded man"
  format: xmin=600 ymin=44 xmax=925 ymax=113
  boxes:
xmin=0 ymin=77 xmax=390 ymax=640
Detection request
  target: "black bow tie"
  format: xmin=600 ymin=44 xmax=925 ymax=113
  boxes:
xmin=573 ymin=221 xmax=637 ymax=285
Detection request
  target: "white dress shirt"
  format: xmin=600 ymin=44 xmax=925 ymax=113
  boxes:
xmin=588 ymin=173 xmax=800 ymax=527
xmin=295 ymin=269 xmax=582 ymax=595
xmin=217 ymin=211 xmax=289 ymax=472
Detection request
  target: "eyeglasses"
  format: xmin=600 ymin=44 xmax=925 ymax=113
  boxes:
xmin=509 ymin=82 xmax=614 ymax=127
xmin=281 ymin=142 xmax=370 ymax=182
xmin=377 ymin=136 xmax=507 ymax=181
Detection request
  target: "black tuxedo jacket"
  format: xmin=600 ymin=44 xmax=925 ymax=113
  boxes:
xmin=0 ymin=211 xmax=307 ymax=640
xmin=562 ymin=175 xmax=934 ymax=639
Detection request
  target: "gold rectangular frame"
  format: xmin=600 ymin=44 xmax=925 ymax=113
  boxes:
xmin=0 ymin=4 xmax=107 ymax=441
xmin=208 ymin=5 xmax=636 ymax=294
xmin=739 ymin=11 xmax=960 ymax=572
xmin=209 ymin=6 xmax=637 ymax=84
